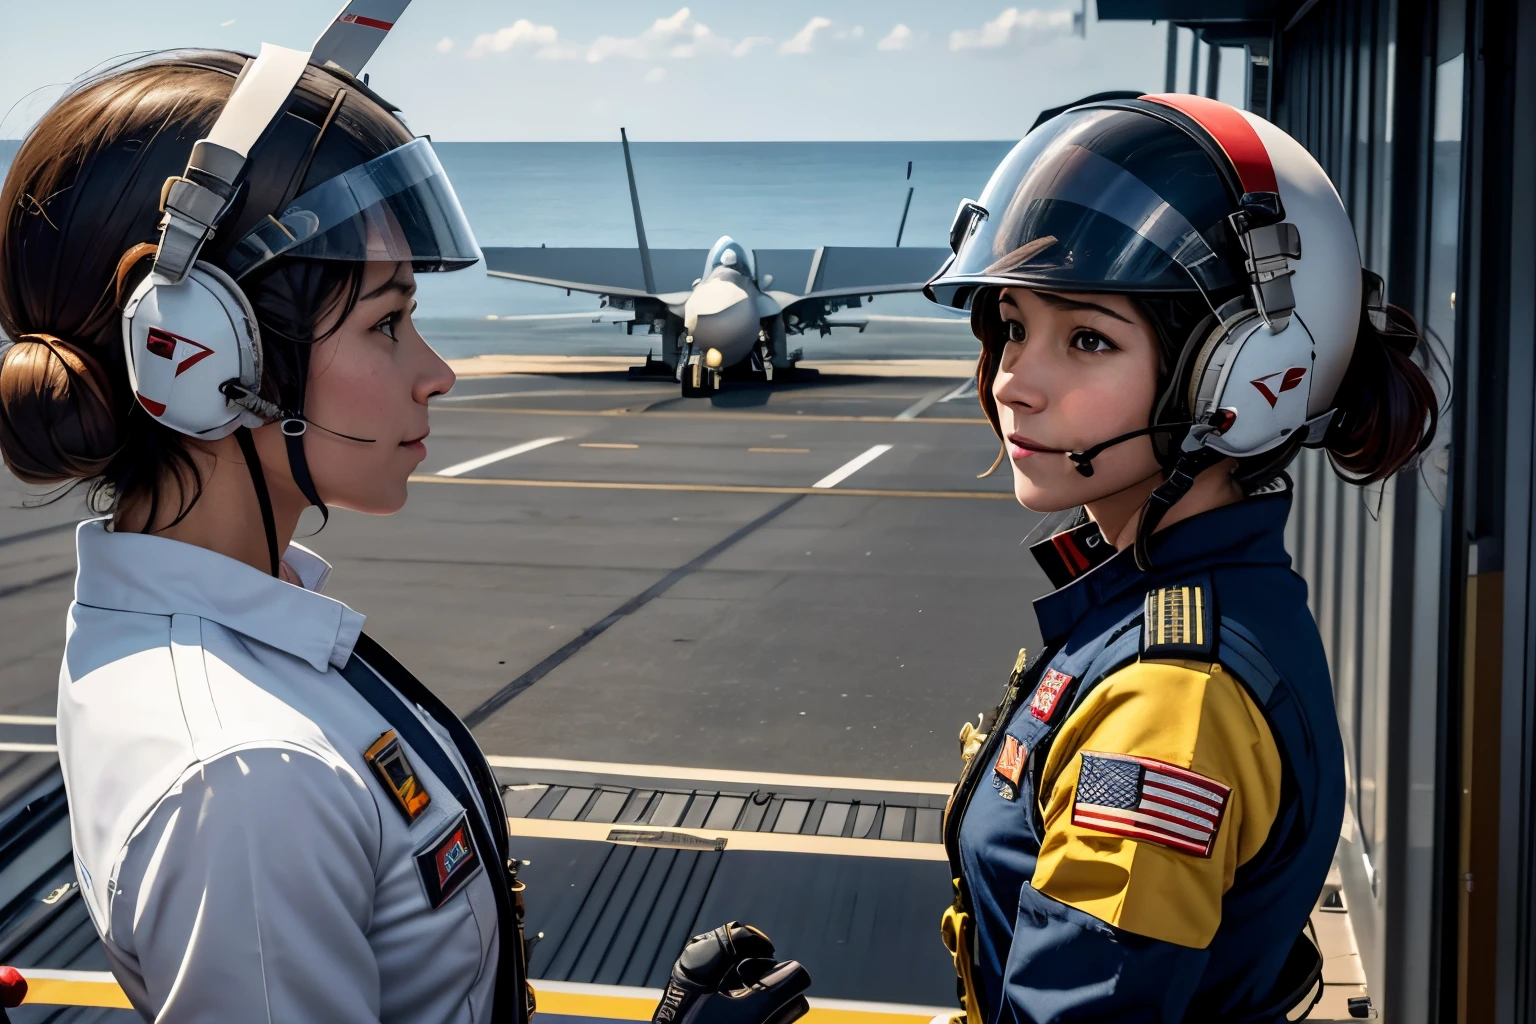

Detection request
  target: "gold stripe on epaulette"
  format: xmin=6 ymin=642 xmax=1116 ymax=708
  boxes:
xmin=1146 ymin=584 xmax=1203 ymax=646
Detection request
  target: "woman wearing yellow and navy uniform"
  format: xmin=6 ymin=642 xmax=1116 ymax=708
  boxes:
xmin=923 ymin=95 xmax=1439 ymax=1022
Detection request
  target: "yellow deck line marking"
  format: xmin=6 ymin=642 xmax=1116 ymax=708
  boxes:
xmin=579 ymin=442 xmax=639 ymax=449
xmin=411 ymin=475 xmax=1011 ymax=500
xmin=748 ymin=447 xmax=811 ymax=453
xmin=532 ymin=981 xmax=951 ymax=1023
xmin=18 ymin=972 xmax=950 ymax=1021
xmin=486 ymin=755 xmax=955 ymax=794
xmin=437 ymin=405 xmax=987 ymax=425
xmin=504 ymin=816 xmax=947 ymax=861
xmin=0 ymin=742 xmax=57 ymax=753
xmin=18 ymin=970 xmax=132 ymax=1008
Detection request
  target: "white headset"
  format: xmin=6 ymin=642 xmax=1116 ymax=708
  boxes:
xmin=120 ymin=2 xmax=410 ymax=440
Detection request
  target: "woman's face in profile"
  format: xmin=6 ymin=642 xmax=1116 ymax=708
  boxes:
xmin=990 ymin=286 xmax=1163 ymax=513
xmin=298 ymin=261 xmax=455 ymax=514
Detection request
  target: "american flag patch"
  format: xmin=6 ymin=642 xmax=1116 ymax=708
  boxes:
xmin=1071 ymin=752 xmax=1231 ymax=857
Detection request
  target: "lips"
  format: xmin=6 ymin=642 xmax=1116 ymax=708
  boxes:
xmin=1007 ymin=434 xmax=1066 ymax=459
xmin=401 ymin=430 xmax=429 ymax=446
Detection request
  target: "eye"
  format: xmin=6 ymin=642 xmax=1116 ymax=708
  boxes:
xmin=1070 ymin=329 xmax=1118 ymax=354
xmin=1003 ymin=319 xmax=1026 ymax=344
xmin=373 ymin=311 xmax=400 ymax=341
xmin=374 ymin=301 xmax=415 ymax=342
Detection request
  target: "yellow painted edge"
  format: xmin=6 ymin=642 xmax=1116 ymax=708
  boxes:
xmin=536 ymin=988 xmax=655 ymax=1020
xmin=23 ymin=976 xmax=133 ymax=1008
xmin=19 ymin=974 xmax=946 ymax=1023
xmin=410 ymin=476 xmax=1011 ymax=501
xmin=506 ymin=816 xmax=948 ymax=861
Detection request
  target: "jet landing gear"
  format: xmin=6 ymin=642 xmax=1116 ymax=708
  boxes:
xmin=680 ymin=343 xmax=724 ymax=398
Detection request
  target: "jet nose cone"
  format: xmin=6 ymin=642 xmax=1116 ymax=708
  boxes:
xmin=685 ymin=277 xmax=750 ymax=324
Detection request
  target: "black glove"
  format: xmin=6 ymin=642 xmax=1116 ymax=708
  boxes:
xmin=652 ymin=922 xmax=811 ymax=1024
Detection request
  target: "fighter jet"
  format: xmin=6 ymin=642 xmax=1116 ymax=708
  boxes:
xmin=483 ymin=130 xmax=951 ymax=397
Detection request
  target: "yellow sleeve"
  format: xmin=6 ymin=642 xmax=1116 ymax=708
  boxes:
xmin=1029 ymin=659 xmax=1281 ymax=949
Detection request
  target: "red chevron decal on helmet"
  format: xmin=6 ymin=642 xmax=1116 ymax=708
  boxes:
xmin=1250 ymin=367 xmax=1307 ymax=407
xmin=145 ymin=327 xmax=215 ymax=377
xmin=1139 ymin=93 xmax=1279 ymax=196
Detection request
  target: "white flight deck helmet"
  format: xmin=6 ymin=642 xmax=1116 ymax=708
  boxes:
xmin=926 ymin=93 xmax=1382 ymax=568
xmin=116 ymin=2 xmax=481 ymax=574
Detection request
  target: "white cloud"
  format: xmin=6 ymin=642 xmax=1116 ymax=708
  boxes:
xmin=731 ymin=35 xmax=773 ymax=57
xmin=779 ymin=16 xmax=832 ymax=55
xmin=468 ymin=8 xmax=772 ymax=64
xmin=645 ymin=67 xmax=667 ymax=83
xmin=468 ymin=19 xmax=570 ymax=59
xmin=585 ymin=8 xmax=732 ymax=62
xmin=877 ymin=24 xmax=912 ymax=50
xmin=949 ymin=7 xmax=1075 ymax=51
xmin=435 ymin=37 xmax=454 ymax=54
xmin=220 ymin=19 xmax=235 ymax=27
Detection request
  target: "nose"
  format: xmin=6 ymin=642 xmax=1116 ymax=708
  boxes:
xmin=992 ymin=343 xmax=1046 ymax=413
xmin=417 ymin=343 xmax=456 ymax=404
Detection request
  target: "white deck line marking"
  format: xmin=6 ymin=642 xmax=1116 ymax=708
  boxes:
xmin=436 ymin=388 xmax=659 ymax=402
xmin=8 ymin=969 xmax=119 ymax=983
xmin=894 ymin=385 xmax=954 ymax=421
xmin=0 ymin=742 xmax=58 ymax=753
xmin=485 ymin=755 xmax=953 ymax=795
xmin=0 ymin=714 xmax=56 ymax=726
xmin=938 ymin=378 xmax=977 ymax=403
xmin=812 ymin=444 xmax=893 ymax=489
xmin=505 ymin=817 xmax=946 ymax=861
xmin=433 ymin=436 xmax=567 ymax=478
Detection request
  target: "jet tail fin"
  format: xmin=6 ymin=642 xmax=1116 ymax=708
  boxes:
xmin=895 ymin=161 xmax=914 ymax=247
xmin=619 ymin=128 xmax=658 ymax=295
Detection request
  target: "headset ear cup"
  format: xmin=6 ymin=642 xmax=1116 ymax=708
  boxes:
xmin=121 ymin=261 xmax=263 ymax=438
xmin=1150 ymin=312 xmax=1218 ymax=465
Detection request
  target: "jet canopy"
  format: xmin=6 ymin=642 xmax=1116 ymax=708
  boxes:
xmin=705 ymin=237 xmax=755 ymax=279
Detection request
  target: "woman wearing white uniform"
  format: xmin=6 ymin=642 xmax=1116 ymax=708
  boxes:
xmin=0 ymin=45 xmax=528 ymax=1022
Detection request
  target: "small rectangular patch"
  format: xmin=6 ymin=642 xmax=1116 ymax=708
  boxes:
xmin=1071 ymin=751 xmax=1231 ymax=858
xmin=1029 ymin=668 xmax=1073 ymax=722
xmin=415 ymin=812 xmax=482 ymax=909
xmin=365 ymin=730 xmax=431 ymax=822
xmin=993 ymin=734 xmax=1026 ymax=787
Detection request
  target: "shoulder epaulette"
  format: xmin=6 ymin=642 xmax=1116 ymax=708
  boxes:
xmin=1141 ymin=579 xmax=1217 ymax=659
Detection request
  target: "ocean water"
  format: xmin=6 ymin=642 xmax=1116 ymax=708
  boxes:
xmin=1 ymin=138 xmax=1009 ymax=314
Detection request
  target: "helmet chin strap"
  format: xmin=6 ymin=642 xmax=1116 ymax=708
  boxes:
xmin=1132 ymin=446 xmax=1228 ymax=572
xmin=232 ymin=426 xmax=282 ymax=577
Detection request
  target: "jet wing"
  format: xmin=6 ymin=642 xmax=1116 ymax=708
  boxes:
xmin=754 ymin=246 xmax=952 ymax=302
xmin=484 ymin=247 xmax=709 ymax=300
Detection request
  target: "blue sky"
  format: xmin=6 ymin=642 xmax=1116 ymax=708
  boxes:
xmin=1 ymin=2 xmax=1248 ymax=140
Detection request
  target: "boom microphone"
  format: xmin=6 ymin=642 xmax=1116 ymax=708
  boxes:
xmin=221 ymin=381 xmax=377 ymax=443
xmin=1068 ymin=422 xmax=1192 ymax=477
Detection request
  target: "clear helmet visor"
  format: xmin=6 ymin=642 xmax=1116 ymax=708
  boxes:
xmin=927 ymin=105 xmax=1244 ymax=309
xmin=227 ymin=137 xmax=480 ymax=279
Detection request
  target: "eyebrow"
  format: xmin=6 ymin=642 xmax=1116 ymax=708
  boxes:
xmin=1032 ymin=290 xmax=1134 ymax=324
xmin=360 ymin=269 xmax=416 ymax=302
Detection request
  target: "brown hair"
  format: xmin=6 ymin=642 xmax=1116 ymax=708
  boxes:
xmin=969 ymin=286 xmax=1439 ymax=486
xmin=0 ymin=50 xmax=411 ymax=521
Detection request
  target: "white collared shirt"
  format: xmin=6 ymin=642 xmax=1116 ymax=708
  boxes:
xmin=58 ymin=520 xmax=499 ymax=1023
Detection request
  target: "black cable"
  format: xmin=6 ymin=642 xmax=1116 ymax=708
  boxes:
xmin=233 ymin=426 xmax=280 ymax=577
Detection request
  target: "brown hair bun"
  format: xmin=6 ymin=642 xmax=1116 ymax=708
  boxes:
xmin=0 ymin=334 xmax=121 ymax=483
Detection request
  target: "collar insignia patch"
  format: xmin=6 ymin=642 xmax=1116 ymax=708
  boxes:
xmin=1029 ymin=668 xmax=1074 ymax=722
xmin=993 ymin=734 xmax=1026 ymax=791
xmin=415 ymin=812 xmax=482 ymax=909
xmin=365 ymin=730 xmax=432 ymax=822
